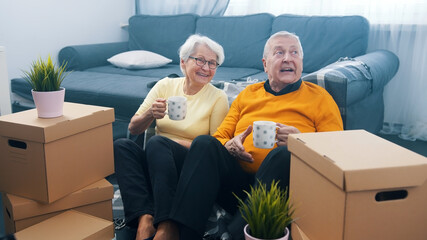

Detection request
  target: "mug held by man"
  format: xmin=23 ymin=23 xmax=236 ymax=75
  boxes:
xmin=167 ymin=96 xmax=187 ymax=120
xmin=253 ymin=121 xmax=278 ymax=149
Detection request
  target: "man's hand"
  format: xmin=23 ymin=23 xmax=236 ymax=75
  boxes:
xmin=224 ymin=126 xmax=254 ymax=163
xmin=276 ymin=123 xmax=300 ymax=146
xmin=151 ymin=98 xmax=167 ymax=119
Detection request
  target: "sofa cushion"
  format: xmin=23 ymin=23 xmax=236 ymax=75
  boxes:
xmin=128 ymin=14 xmax=198 ymax=64
xmin=66 ymin=72 xmax=158 ymax=118
xmin=196 ymin=13 xmax=274 ymax=70
xmin=272 ymin=14 xmax=369 ymax=73
xmin=65 ymin=72 xmax=160 ymax=119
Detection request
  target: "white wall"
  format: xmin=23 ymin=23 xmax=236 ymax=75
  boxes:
xmin=0 ymin=0 xmax=134 ymax=115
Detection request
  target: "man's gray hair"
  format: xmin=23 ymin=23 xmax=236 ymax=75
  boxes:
xmin=263 ymin=31 xmax=304 ymax=59
xmin=179 ymin=34 xmax=225 ymax=75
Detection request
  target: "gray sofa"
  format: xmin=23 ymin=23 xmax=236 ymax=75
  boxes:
xmin=10 ymin=13 xmax=399 ymax=139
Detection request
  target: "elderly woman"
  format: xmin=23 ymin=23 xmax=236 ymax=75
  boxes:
xmin=114 ymin=34 xmax=229 ymax=240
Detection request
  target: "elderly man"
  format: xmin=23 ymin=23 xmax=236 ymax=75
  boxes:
xmin=168 ymin=31 xmax=344 ymax=239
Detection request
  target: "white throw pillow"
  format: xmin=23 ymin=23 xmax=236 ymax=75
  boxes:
xmin=107 ymin=50 xmax=172 ymax=69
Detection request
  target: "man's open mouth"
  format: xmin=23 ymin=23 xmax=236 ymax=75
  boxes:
xmin=280 ymin=67 xmax=294 ymax=72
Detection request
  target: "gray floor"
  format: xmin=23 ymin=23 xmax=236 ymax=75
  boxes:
xmin=378 ymin=133 xmax=426 ymax=157
xmin=0 ymin=133 xmax=426 ymax=238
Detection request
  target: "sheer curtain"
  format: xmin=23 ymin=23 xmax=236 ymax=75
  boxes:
xmin=136 ymin=0 xmax=230 ymax=16
xmin=225 ymin=0 xmax=427 ymax=141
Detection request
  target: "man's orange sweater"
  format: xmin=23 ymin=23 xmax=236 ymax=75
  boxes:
xmin=214 ymin=80 xmax=343 ymax=173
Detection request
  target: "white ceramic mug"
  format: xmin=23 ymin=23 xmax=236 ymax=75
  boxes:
xmin=167 ymin=96 xmax=187 ymax=120
xmin=253 ymin=121 xmax=278 ymax=149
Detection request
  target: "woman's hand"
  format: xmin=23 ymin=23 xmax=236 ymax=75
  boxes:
xmin=128 ymin=98 xmax=167 ymax=135
xmin=150 ymin=98 xmax=167 ymax=119
xmin=276 ymin=123 xmax=300 ymax=146
xmin=224 ymin=125 xmax=254 ymax=163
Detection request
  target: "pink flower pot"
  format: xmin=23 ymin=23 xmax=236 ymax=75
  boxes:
xmin=31 ymin=88 xmax=65 ymax=118
xmin=244 ymin=224 xmax=289 ymax=240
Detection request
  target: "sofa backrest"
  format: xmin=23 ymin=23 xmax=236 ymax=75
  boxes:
xmin=127 ymin=13 xmax=369 ymax=74
xmin=196 ymin=13 xmax=274 ymax=70
xmin=272 ymin=14 xmax=369 ymax=73
xmin=128 ymin=14 xmax=198 ymax=64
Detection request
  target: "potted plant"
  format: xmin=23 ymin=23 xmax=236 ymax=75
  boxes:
xmin=22 ymin=55 xmax=68 ymax=118
xmin=235 ymin=179 xmax=295 ymax=240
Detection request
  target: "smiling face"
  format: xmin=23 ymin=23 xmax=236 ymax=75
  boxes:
xmin=262 ymin=36 xmax=303 ymax=92
xmin=181 ymin=44 xmax=218 ymax=90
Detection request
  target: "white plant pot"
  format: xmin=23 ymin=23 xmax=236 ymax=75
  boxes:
xmin=244 ymin=224 xmax=289 ymax=240
xmin=31 ymin=87 xmax=65 ymax=118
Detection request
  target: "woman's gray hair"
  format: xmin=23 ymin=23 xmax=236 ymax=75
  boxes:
xmin=179 ymin=34 xmax=225 ymax=75
xmin=263 ymin=31 xmax=304 ymax=59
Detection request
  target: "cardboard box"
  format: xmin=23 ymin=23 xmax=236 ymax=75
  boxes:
xmin=291 ymin=223 xmax=311 ymax=240
xmin=2 ymin=178 xmax=113 ymax=234
xmin=14 ymin=210 xmax=114 ymax=240
xmin=0 ymin=102 xmax=115 ymax=203
xmin=288 ymin=130 xmax=427 ymax=240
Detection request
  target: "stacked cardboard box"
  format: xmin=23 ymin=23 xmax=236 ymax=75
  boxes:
xmin=288 ymin=130 xmax=427 ymax=240
xmin=0 ymin=102 xmax=115 ymax=237
xmin=2 ymin=179 xmax=113 ymax=233
xmin=14 ymin=210 xmax=114 ymax=240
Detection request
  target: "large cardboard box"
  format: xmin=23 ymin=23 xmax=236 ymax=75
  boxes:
xmin=14 ymin=210 xmax=114 ymax=240
xmin=288 ymin=130 xmax=427 ymax=240
xmin=2 ymin=178 xmax=113 ymax=234
xmin=0 ymin=102 xmax=115 ymax=203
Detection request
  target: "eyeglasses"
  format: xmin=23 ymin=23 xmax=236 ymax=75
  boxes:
xmin=188 ymin=56 xmax=219 ymax=70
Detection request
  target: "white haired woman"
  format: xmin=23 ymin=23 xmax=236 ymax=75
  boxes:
xmin=114 ymin=34 xmax=229 ymax=240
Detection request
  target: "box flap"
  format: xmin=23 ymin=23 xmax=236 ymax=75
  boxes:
xmin=289 ymin=132 xmax=346 ymax=190
xmin=4 ymin=179 xmax=113 ymax=220
xmin=14 ymin=210 xmax=114 ymax=240
xmin=0 ymin=102 xmax=114 ymax=143
xmin=289 ymin=130 xmax=427 ymax=191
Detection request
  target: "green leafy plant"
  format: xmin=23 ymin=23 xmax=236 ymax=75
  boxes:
xmin=235 ymin=179 xmax=295 ymax=239
xmin=23 ymin=55 xmax=68 ymax=92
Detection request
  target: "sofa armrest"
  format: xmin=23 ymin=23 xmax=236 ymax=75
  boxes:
xmin=302 ymin=49 xmax=399 ymax=132
xmin=355 ymin=50 xmax=399 ymax=92
xmin=303 ymin=50 xmax=399 ymax=106
xmin=58 ymin=42 xmax=129 ymax=71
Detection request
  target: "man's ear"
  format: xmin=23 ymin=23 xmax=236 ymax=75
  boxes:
xmin=262 ymin=58 xmax=268 ymax=73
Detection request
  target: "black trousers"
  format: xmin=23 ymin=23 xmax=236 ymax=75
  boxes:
xmin=170 ymin=135 xmax=291 ymax=239
xmin=114 ymin=135 xmax=188 ymax=227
